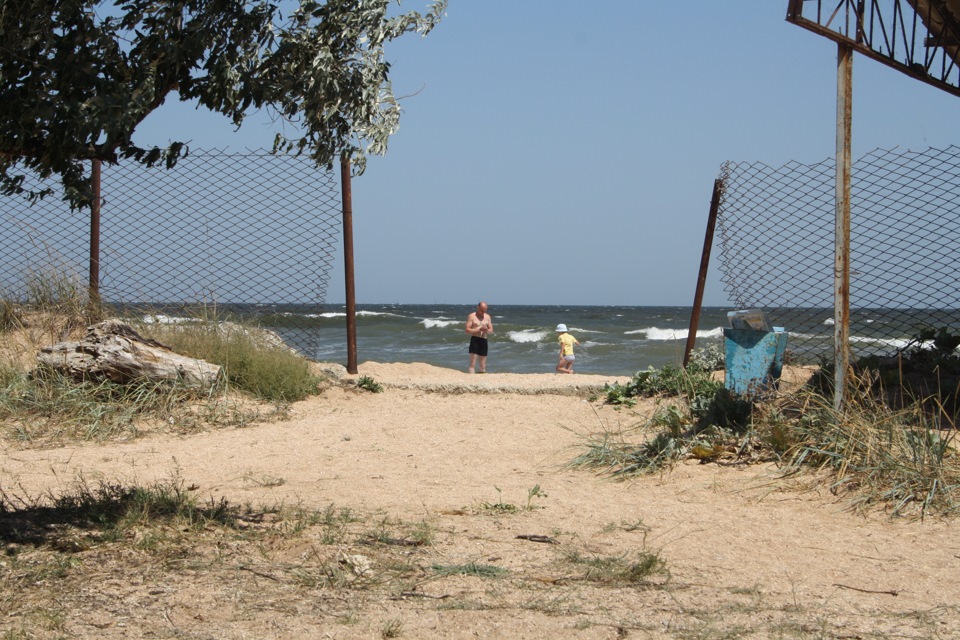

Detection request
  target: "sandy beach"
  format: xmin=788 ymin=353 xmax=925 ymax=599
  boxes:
xmin=2 ymin=361 xmax=959 ymax=639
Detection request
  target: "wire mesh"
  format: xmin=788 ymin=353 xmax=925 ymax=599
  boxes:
xmin=715 ymin=145 xmax=960 ymax=363
xmin=0 ymin=150 xmax=342 ymax=357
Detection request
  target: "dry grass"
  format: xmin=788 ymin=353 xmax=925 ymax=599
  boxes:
xmin=0 ymin=305 xmax=322 ymax=445
xmin=574 ymin=365 xmax=960 ymax=519
xmin=0 ymin=474 xmax=954 ymax=639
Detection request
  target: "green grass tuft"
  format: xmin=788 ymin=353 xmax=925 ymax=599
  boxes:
xmin=141 ymin=318 xmax=322 ymax=403
xmin=430 ymin=562 xmax=508 ymax=577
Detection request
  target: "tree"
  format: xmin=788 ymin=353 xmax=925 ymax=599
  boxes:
xmin=0 ymin=0 xmax=445 ymax=209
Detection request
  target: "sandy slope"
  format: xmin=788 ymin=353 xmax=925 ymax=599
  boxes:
xmin=1 ymin=362 xmax=958 ymax=639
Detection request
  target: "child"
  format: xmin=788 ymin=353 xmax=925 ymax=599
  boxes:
xmin=555 ymin=323 xmax=580 ymax=374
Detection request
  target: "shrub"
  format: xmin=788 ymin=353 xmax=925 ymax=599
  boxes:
xmin=603 ymin=363 xmax=723 ymax=406
xmin=140 ymin=319 xmax=322 ymax=403
xmin=688 ymin=342 xmax=725 ymax=371
xmin=775 ymin=383 xmax=960 ymax=517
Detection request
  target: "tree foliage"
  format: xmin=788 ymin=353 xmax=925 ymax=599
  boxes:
xmin=0 ymin=0 xmax=445 ymax=209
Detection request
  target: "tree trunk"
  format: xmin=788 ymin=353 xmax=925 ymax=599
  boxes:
xmin=37 ymin=319 xmax=221 ymax=388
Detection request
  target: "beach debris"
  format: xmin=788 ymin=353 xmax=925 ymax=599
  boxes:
xmin=36 ymin=318 xmax=221 ymax=387
xmin=338 ymin=552 xmax=373 ymax=577
xmin=516 ymin=534 xmax=560 ymax=545
xmin=361 ymin=535 xmax=424 ymax=547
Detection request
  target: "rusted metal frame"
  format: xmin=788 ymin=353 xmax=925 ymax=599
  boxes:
xmin=919 ymin=1 xmax=960 ymax=77
xmin=340 ymin=156 xmax=358 ymax=374
xmin=916 ymin=1 xmax=941 ymax=69
xmin=683 ymin=178 xmax=724 ymax=368
xmin=808 ymin=0 xmax=960 ymax=82
xmin=89 ymin=159 xmax=102 ymax=310
xmin=862 ymin=0 xmax=895 ymax=55
xmin=893 ymin=0 xmax=907 ymax=62
xmin=786 ymin=11 xmax=960 ymax=97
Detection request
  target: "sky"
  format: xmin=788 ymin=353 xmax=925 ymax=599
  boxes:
xmin=134 ymin=1 xmax=960 ymax=307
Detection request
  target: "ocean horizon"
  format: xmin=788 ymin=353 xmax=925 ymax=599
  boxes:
xmin=199 ymin=303 xmax=926 ymax=377
xmin=137 ymin=303 xmax=947 ymax=376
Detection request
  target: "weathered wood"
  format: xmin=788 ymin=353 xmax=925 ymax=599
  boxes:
xmin=37 ymin=319 xmax=221 ymax=387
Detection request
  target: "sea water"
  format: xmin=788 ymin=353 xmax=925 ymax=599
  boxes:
xmin=145 ymin=303 xmax=942 ymax=376
xmin=278 ymin=304 xmax=761 ymax=376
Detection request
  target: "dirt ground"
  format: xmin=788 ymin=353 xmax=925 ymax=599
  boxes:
xmin=1 ymin=361 xmax=959 ymax=639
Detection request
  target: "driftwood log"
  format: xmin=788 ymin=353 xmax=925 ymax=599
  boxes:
xmin=37 ymin=319 xmax=221 ymax=387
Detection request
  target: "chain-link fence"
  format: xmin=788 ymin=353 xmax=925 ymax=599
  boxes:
xmin=0 ymin=150 xmax=342 ymax=357
xmin=714 ymin=145 xmax=960 ymax=363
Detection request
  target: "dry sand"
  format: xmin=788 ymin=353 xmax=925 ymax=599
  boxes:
xmin=2 ymin=361 xmax=959 ymax=639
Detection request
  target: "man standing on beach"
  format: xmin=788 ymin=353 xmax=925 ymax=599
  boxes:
xmin=465 ymin=301 xmax=493 ymax=373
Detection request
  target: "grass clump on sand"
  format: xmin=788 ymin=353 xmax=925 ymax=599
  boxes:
xmin=576 ymin=348 xmax=960 ymax=518
xmin=560 ymin=548 xmax=669 ymax=587
xmin=0 ymin=282 xmax=323 ymax=442
xmin=139 ymin=315 xmax=323 ymax=404
xmin=0 ymin=369 xmax=209 ymax=442
xmin=578 ymin=357 xmax=752 ymax=475
xmin=0 ymin=478 xmax=448 ymax=627
xmin=776 ymin=376 xmax=960 ymax=518
xmin=28 ymin=476 xmax=235 ymax=539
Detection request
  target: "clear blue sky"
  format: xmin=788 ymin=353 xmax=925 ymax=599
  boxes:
xmin=135 ymin=1 xmax=960 ymax=307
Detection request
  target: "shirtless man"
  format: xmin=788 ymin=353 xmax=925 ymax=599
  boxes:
xmin=465 ymin=301 xmax=494 ymax=373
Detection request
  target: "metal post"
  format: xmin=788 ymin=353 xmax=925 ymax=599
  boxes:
xmin=89 ymin=159 xmax=102 ymax=312
xmin=834 ymin=43 xmax=853 ymax=412
xmin=340 ymin=156 xmax=358 ymax=374
xmin=684 ymin=178 xmax=723 ymax=367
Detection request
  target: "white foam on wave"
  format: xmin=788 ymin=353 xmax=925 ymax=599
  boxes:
xmin=421 ymin=318 xmax=460 ymax=329
xmin=850 ymin=335 xmax=912 ymax=350
xmin=564 ymin=326 xmax=603 ymax=334
xmin=823 ymin=317 xmax=835 ymax=326
xmin=508 ymin=329 xmax=549 ymax=343
xmin=358 ymin=310 xmax=405 ymax=317
xmin=142 ymin=314 xmax=192 ymax=325
xmin=625 ymin=326 xmax=723 ymax=341
xmin=306 ymin=310 xmax=405 ymax=319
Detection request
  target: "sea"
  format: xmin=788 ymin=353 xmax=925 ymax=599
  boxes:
xmin=143 ymin=303 xmax=943 ymax=376
xmin=249 ymin=304 xmax=854 ymax=377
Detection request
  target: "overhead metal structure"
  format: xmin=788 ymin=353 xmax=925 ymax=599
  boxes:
xmin=786 ymin=0 xmax=960 ymax=409
xmin=787 ymin=0 xmax=960 ymax=98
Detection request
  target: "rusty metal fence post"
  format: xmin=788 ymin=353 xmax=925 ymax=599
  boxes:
xmin=340 ymin=156 xmax=358 ymax=374
xmin=88 ymin=159 xmax=102 ymax=311
xmin=684 ymin=178 xmax=723 ymax=368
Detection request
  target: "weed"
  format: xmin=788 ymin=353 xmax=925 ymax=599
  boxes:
xmin=243 ymin=473 xmax=286 ymax=488
xmin=479 ymin=486 xmax=518 ymax=512
xmin=561 ymin=548 xmax=668 ymax=587
xmin=357 ymin=375 xmax=384 ymax=393
xmin=617 ymin=518 xmax=650 ymax=533
xmin=381 ymin=618 xmax=404 ymax=638
xmin=430 ymin=562 xmax=508 ymax=577
xmin=525 ymin=484 xmax=547 ymax=510
xmin=362 ymin=514 xmax=434 ymax=547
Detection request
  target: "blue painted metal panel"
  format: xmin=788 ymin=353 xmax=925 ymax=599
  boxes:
xmin=724 ymin=327 xmax=788 ymax=396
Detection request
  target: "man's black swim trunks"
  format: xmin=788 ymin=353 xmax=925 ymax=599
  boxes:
xmin=468 ymin=335 xmax=488 ymax=357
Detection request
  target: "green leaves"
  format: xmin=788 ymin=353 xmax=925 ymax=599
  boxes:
xmin=0 ymin=0 xmax=446 ymax=208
